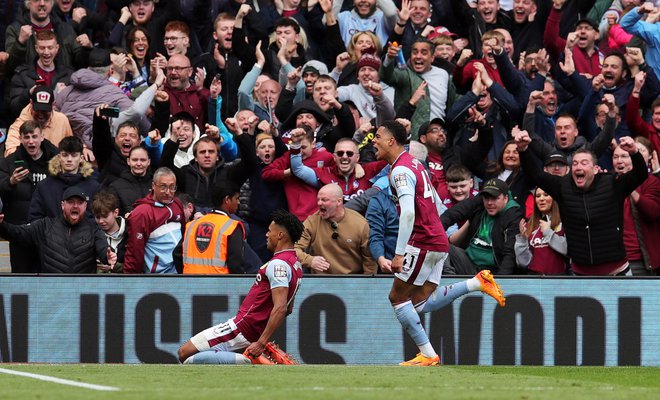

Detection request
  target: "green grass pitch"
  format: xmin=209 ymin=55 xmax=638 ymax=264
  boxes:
xmin=1 ymin=364 xmax=659 ymax=400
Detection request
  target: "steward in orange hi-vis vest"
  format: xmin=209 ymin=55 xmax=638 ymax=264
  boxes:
xmin=182 ymin=211 xmax=245 ymax=274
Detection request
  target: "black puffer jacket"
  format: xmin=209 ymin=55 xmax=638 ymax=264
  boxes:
xmin=0 ymin=215 xmax=108 ymax=273
xmin=520 ymin=150 xmax=648 ymax=267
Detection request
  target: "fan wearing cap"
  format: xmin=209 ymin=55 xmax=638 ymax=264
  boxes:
xmin=441 ymin=178 xmax=523 ymax=275
xmin=337 ymin=48 xmax=395 ymax=121
xmin=0 ymin=186 xmax=113 ymax=273
xmin=5 ymin=85 xmax=74 ymax=157
xmin=417 ymin=116 xmax=493 ymax=200
xmin=544 ymin=0 xmax=602 ymax=77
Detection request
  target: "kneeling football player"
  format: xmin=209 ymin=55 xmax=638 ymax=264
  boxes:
xmin=178 ymin=210 xmax=304 ymax=364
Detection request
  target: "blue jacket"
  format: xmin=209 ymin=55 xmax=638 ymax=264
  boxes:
xmin=365 ymin=188 xmax=399 ymax=266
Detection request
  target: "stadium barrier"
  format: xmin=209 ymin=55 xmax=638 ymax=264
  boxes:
xmin=1 ymin=275 xmax=659 ymax=365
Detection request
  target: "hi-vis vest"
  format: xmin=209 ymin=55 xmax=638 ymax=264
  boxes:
xmin=182 ymin=212 xmax=243 ymax=274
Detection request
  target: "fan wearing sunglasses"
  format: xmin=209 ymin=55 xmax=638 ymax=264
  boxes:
xmin=289 ymin=135 xmax=388 ymax=202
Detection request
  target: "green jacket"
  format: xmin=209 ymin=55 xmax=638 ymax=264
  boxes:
xmin=379 ymin=58 xmax=458 ymax=139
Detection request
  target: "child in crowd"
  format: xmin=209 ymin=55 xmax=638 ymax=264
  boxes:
xmin=92 ymin=191 xmax=127 ymax=273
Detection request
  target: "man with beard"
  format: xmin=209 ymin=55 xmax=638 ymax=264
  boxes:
xmin=0 ymin=120 xmax=59 ymax=272
xmin=9 ymin=29 xmax=74 ymax=122
xmin=289 ymin=136 xmax=387 ymax=202
xmin=338 ymin=0 xmax=398 ymax=46
xmin=5 ymin=0 xmax=90 ymax=72
xmin=163 ymin=54 xmax=209 ymax=133
xmin=5 ymin=85 xmax=73 ymax=156
xmin=0 ymin=186 xmax=112 ymax=273
xmin=516 ymin=131 xmax=648 ymax=276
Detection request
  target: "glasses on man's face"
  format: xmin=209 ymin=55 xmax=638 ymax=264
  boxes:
xmin=426 ymin=127 xmax=446 ymax=135
xmin=330 ymin=221 xmax=339 ymax=240
xmin=334 ymin=151 xmax=355 ymax=158
xmin=164 ymin=36 xmax=185 ymax=43
xmin=155 ymin=184 xmax=177 ymax=192
xmin=166 ymin=66 xmax=192 ymax=73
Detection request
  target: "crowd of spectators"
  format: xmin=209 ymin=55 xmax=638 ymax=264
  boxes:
xmin=0 ymin=0 xmax=658 ymax=276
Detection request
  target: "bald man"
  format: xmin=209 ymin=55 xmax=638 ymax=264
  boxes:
xmin=295 ymin=184 xmax=377 ymax=275
xmin=163 ymin=54 xmax=210 ymax=132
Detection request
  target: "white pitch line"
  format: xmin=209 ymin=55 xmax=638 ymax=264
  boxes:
xmin=0 ymin=367 xmax=120 ymax=391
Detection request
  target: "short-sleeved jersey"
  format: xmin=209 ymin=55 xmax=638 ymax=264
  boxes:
xmin=234 ymin=249 xmax=302 ymax=342
xmin=390 ymin=151 xmax=449 ymax=252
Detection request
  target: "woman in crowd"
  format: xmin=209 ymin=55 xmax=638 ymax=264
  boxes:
xmin=515 ymin=187 xmax=569 ymax=275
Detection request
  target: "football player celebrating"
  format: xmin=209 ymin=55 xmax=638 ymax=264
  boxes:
xmin=372 ymin=120 xmax=506 ymax=366
xmin=177 ymin=210 xmax=304 ymax=364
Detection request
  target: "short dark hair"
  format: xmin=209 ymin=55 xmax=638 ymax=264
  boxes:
xmin=92 ymin=190 xmax=119 ymax=217
xmin=604 ymin=52 xmax=630 ymax=79
xmin=380 ymin=120 xmax=407 ymax=145
xmin=572 ymin=148 xmax=597 ymax=164
xmin=445 ymin=165 xmax=473 ymax=182
xmin=192 ymin=136 xmax=219 ymax=157
xmin=412 ymin=37 xmax=435 ymax=53
xmin=211 ymin=182 xmax=239 ymax=208
xmin=116 ymin=120 xmax=140 ymax=135
xmin=19 ymin=120 xmax=40 ymax=136
xmin=274 ymin=17 xmax=301 ymax=34
xmin=170 ymin=112 xmax=196 ymax=129
xmin=59 ymin=136 xmax=84 ymax=153
xmin=271 ymin=209 xmax=304 ymax=243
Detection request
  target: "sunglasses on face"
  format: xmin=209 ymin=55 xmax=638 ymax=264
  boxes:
xmin=334 ymin=151 xmax=355 ymax=158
